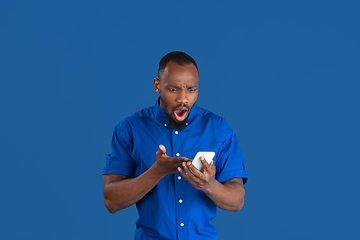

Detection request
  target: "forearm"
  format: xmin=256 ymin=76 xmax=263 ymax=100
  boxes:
xmin=204 ymin=179 xmax=245 ymax=212
xmin=103 ymin=164 xmax=165 ymax=213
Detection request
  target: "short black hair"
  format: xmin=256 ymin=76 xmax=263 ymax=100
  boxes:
xmin=158 ymin=51 xmax=198 ymax=76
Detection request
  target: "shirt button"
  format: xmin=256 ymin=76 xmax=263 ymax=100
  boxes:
xmin=179 ymin=199 xmax=183 ymax=203
xmin=175 ymin=131 xmax=179 ymax=134
xmin=186 ymin=123 xmax=188 ymax=125
xmin=164 ymin=124 xmax=167 ymax=127
xmin=178 ymin=176 xmax=181 ymax=180
xmin=180 ymin=223 xmax=184 ymax=227
xmin=176 ymin=153 xmax=180 ymax=157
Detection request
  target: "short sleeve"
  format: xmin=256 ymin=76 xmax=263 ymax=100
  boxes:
xmin=215 ymin=122 xmax=248 ymax=184
xmin=103 ymin=121 xmax=136 ymax=177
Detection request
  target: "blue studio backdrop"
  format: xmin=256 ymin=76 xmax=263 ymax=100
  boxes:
xmin=1 ymin=1 xmax=359 ymax=239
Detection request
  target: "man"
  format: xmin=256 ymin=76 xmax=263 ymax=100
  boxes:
xmin=103 ymin=51 xmax=248 ymax=240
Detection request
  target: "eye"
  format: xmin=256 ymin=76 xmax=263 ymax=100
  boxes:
xmin=188 ymin=88 xmax=196 ymax=92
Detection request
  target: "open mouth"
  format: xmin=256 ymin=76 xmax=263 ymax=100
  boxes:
xmin=174 ymin=108 xmax=188 ymax=122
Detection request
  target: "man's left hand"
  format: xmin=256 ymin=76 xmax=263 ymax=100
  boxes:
xmin=178 ymin=157 xmax=216 ymax=192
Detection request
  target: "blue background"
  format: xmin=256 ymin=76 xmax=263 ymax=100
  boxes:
xmin=1 ymin=1 xmax=359 ymax=239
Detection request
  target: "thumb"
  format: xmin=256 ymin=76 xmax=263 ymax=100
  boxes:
xmin=156 ymin=144 xmax=167 ymax=156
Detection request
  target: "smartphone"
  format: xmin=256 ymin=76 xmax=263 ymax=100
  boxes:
xmin=192 ymin=151 xmax=215 ymax=172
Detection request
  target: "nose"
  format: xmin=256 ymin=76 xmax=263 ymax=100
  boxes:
xmin=176 ymin=89 xmax=188 ymax=104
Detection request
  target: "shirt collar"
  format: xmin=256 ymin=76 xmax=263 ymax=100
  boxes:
xmin=154 ymin=98 xmax=198 ymax=127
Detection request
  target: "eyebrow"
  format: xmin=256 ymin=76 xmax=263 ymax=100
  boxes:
xmin=169 ymin=85 xmax=181 ymax=89
xmin=169 ymin=85 xmax=198 ymax=89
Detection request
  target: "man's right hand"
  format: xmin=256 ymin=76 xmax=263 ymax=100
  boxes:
xmin=155 ymin=144 xmax=190 ymax=176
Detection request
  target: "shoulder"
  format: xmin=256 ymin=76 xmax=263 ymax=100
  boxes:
xmin=114 ymin=106 xmax=155 ymax=132
xmin=194 ymin=106 xmax=232 ymax=131
xmin=194 ymin=106 xmax=220 ymax=120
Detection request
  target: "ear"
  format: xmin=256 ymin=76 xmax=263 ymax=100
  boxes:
xmin=153 ymin=78 xmax=161 ymax=93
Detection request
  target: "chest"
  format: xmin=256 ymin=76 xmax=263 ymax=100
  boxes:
xmin=131 ymin=124 xmax=222 ymax=173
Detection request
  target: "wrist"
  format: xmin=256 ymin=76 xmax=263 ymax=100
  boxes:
xmin=202 ymin=178 xmax=218 ymax=194
xmin=150 ymin=162 xmax=168 ymax=179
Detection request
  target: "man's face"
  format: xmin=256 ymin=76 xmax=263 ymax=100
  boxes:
xmin=154 ymin=60 xmax=199 ymax=129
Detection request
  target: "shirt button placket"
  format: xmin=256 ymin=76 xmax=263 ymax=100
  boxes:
xmin=173 ymin=129 xmax=185 ymax=236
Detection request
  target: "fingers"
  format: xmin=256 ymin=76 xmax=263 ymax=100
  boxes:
xmin=178 ymin=163 xmax=197 ymax=179
xmin=201 ymin=157 xmax=215 ymax=174
xmin=200 ymin=156 xmax=209 ymax=170
xmin=175 ymin=157 xmax=191 ymax=163
xmin=182 ymin=161 xmax=202 ymax=178
xmin=178 ymin=162 xmax=203 ymax=189
xmin=178 ymin=158 xmax=216 ymax=191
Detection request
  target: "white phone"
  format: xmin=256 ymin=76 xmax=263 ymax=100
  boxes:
xmin=192 ymin=151 xmax=215 ymax=172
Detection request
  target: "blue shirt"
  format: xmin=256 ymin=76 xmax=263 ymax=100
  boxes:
xmin=103 ymin=100 xmax=248 ymax=240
